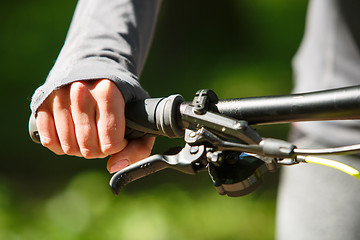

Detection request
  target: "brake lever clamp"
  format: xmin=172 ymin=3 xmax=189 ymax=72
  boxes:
xmin=192 ymin=89 xmax=219 ymax=114
xmin=182 ymin=128 xmax=280 ymax=197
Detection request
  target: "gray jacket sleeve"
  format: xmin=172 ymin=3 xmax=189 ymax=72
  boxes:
xmin=30 ymin=0 xmax=162 ymax=113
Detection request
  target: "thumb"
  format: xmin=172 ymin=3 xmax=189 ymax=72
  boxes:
xmin=107 ymin=137 xmax=155 ymax=173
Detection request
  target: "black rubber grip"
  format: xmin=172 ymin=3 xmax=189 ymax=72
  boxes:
xmin=124 ymin=94 xmax=184 ymax=139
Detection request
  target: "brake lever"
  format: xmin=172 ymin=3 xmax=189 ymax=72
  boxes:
xmin=109 ymin=144 xmax=207 ymax=195
xmin=109 ymin=88 xmax=297 ymax=196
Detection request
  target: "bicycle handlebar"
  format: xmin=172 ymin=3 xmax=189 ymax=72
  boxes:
xmin=216 ymin=86 xmax=360 ymax=124
xmin=124 ymin=85 xmax=360 ymax=139
xmin=28 ymin=85 xmax=360 ymax=197
xmin=29 ymin=85 xmax=360 ymax=143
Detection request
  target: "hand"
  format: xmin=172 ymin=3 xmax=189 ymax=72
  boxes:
xmin=36 ymin=79 xmax=155 ymax=173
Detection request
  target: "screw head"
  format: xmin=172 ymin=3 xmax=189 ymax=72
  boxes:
xmin=190 ymin=146 xmax=199 ymax=154
xmin=206 ymin=151 xmax=223 ymax=166
xmin=189 ymin=131 xmax=197 ymax=138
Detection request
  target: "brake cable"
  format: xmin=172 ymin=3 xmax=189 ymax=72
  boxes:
xmin=290 ymin=144 xmax=360 ymax=180
xmin=300 ymin=156 xmax=360 ymax=180
xmin=294 ymin=144 xmax=360 ymax=155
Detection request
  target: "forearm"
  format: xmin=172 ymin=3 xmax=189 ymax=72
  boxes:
xmin=31 ymin=0 xmax=162 ymax=113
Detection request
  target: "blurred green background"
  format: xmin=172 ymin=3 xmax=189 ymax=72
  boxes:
xmin=0 ymin=0 xmax=308 ymax=239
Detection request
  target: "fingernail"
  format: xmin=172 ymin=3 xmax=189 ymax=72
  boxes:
xmin=109 ymin=159 xmax=130 ymax=173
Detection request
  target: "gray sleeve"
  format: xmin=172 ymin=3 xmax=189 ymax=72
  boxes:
xmin=291 ymin=0 xmax=360 ymax=146
xmin=30 ymin=0 xmax=162 ymax=113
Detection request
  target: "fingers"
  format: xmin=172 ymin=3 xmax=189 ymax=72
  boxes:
xmin=107 ymin=137 xmax=155 ymax=173
xmin=36 ymin=79 xmax=128 ymax=159
xmin=52 ymin=86 xmax=81 ymax=156
xmin=70 ymin=81 xmax=104 ymax=158
xmin=91 ymin=79 xmax=128 ymax=155
xmin=36 ymin=79 xmax=155 ymax=172
xmin=36 ymin=106 xmax=64 ymax=155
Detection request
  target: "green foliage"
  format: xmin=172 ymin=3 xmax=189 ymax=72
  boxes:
xmin=0 ymin=171 xmax=276 ymax=240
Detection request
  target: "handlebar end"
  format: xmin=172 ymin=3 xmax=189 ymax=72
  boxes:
xmin=29 ymin=114 xmax=41 ymax=144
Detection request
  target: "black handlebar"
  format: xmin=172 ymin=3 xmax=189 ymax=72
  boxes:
xmin=216 ymin=85 xmax=360 ymax=125
xmin=123 ymin=85 xmax=360 ymax=138
xmin=29 ymin=85 xmax=360 ymax=143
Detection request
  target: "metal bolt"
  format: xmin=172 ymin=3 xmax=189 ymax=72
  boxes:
xmin=190 ymin=146 xmax=199 ymax=154
xmin=189 ymin=131 xmax=197 ymax=138
xmin=206 ymin=151 xmax=223 ymax=166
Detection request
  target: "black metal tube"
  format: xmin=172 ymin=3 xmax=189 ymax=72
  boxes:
xmin=215 ymin=86 xmax=360 ymax=125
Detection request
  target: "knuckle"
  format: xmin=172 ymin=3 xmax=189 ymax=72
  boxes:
xmin=80 ymin=148 xmax=94 ymax=159
xmin=95 ymin=80 xmax=116 ymax=99
xmin=54 ymin=150 xmax=65 ymax=156
xmin=70 ymin=81 xmax=87 ymax=92
xmin=79 ymin=147 xmax=104 ymax=159
xmin=101 ymin=143 xmax=113 ymax=155
xmin=97 ymin=79 xmax=113 ymax=89
xmin=70 ymin=82 xmax=90 ymax=105
xmin=61 ymin=144 xmax=77 ymax=155
xmin=101 ymin=142 xmax=122 ymax=155
xmin=41 ymin=137 xmax=64 ymax=156
xmin=40 ymin=136 xmax=56 ymax=148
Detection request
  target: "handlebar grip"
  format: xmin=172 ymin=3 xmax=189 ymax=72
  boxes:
xmin=124 ymin=94 xmax=185 ymax=139
xmin=109 ymin=154 xmax=169 ymax=195
xmin=28 ymin=94 xmax=185 ymax=143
